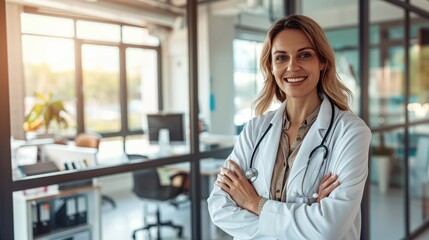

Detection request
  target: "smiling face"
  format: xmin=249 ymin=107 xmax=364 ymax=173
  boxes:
xmin=271 ymin=29 xmax=325 ymax=101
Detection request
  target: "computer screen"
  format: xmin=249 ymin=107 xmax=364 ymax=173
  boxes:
xmin=147 ymin=113 xmax=185 ymax=144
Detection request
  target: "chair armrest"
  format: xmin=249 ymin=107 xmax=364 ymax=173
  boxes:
xmin=169 ymin=172 xmax=189 ymax=192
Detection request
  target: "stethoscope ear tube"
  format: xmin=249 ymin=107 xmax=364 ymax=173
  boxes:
xmin=245 ymin=123 xmax=273 ymax=182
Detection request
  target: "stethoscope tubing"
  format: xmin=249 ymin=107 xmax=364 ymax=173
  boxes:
xmin=249 ymin=123 xmax=273 ymax=168
xmin=246 ymin=97 xmax=336 ymax=201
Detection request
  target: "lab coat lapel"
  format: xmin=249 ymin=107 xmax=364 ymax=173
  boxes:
xmin=259 ymin=102 xmax=285 ymax=193
xmin=287 ymin=95 xmax=334 ymax=190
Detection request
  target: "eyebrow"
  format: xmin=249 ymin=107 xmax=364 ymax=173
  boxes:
xmin=272 ymin=47 xmax=314 ymax=55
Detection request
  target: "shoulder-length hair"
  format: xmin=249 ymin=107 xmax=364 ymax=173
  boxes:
xmin=254 ymin=15 xmax=352 ymax=116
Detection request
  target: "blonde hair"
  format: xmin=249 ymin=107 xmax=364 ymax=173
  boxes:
xmin=254 ymin=15 xmax=352 ymax=116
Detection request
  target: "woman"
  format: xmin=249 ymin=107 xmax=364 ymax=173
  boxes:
xmin=207 ymin=15 xmax=371 ymax=240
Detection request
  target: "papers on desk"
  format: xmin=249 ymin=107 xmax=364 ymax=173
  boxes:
xmin=43 ymin=144 xmax=98 ymax=170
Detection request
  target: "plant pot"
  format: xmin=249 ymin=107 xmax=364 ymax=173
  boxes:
xmin=375 ymin=155 xmax=392 ymax=194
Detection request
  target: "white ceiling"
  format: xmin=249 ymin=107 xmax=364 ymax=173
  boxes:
xmin=5 ymin=0 xmax=429 ymax=29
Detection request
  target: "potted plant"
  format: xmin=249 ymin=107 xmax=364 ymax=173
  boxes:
xmin=22 ymin=92 xmax=70 ymax=136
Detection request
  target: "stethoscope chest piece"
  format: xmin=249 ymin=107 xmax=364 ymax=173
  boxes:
xmin=244 ymin=168 xmax=258 ymax=182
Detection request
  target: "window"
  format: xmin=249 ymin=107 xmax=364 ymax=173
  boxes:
xmin=20 ymin=13 xmax=160 ymax=139
xmin=233 ymin=39 xmax=263 ymax=133
xmin=21 ymin=34 xmax=76 ymax=136
xmin=126 ymin=48 xmax=159 ymax=131
xmin=81 ymin=44 xmax=120 ymax=133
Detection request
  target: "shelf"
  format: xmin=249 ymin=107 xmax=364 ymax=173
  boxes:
xmin=34 ymin=224 xmax=91 ymax=240
xmin=14 ymin=185 xmax=101 ymax=240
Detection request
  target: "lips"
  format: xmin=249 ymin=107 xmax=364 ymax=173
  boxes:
xmin=285 ymin=77 xmax=307 ymax=83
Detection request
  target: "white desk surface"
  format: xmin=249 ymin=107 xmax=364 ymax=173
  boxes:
xmin=165 ymin=158 xmax=225 ymax=176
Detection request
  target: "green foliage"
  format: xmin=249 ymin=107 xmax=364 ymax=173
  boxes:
xmin=24 ymin=92 xmax=69 ymax=133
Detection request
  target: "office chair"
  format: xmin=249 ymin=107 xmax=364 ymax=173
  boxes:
xmin=127 ymin=154 xmax=187 ymax=240
xmin=74 ymin=132 xmax=117 ymax=209
xmin=75 ymin=132 xmax=101 ymax=149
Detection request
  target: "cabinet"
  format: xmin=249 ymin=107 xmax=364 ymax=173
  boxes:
xmin=13 ymin=185 xmax=101 ymax=240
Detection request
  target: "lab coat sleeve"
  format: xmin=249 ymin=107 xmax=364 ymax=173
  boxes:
xmin=257 ymin=116 xmax=371 ymax=239
xmin=207 ymin=118 xmax=263 ymax=239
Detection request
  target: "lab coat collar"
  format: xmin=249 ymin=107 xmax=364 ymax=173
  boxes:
xmin=316 ymin=93 xmax=334 ymax=133
xmin=286 ymin=94 xmax=336 ymax=193
xmin=259 ymin=94 xmax=335 ymax=196
xmin=269 ymin=101 xmax=287 ymax=125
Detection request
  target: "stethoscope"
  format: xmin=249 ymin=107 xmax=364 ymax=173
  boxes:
xmin=244 ymin=98 xmax=335 ymax=204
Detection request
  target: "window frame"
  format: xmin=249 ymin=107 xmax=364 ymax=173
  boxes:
xmin=19 ymin=12 xmax=163 ymax=144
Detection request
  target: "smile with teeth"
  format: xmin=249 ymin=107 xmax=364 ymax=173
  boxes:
xmin=285 ymin=77 xmax=306 ymax=83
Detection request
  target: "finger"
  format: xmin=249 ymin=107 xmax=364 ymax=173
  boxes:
xmin=319 ymin=174 xmax=337 ymax=190
xmin=216 ymin=180 xmax=231 ymax=192
xmin=320 ymin=172 xmax=332 ymax=183
xmin=217 ymin=173 xmax=233 ymax=186
xmin=320 ymin=180 xmax=340 ymax=198
xmin=221 ymin=167 xmax=239 ymax=182
xmin=227 ymin=160 xmax=245 ymax=178
xmin=325 ymin=180 xmax=339 ymax=195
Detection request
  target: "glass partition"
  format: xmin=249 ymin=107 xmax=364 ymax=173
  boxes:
xmin=409 ymin=124 xmax=429 ymax=232
xmin=369 ymin=2 xmax=406 ymax=239
xmin=370 ymin=129 xmax=406 ymax=239
xmin=101 ymin=165 xmax=191 ymax=240
xmin=409 ymin=15 xmax=429 ymax=122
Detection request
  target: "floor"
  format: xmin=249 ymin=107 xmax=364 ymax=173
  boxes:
xmin=101 ymin=190 xmax=231 ymax=240
xmin=101 ymin=185 xmax=429 ymax=240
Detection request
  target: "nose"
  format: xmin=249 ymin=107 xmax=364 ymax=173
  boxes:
xmin=287 ymin=58 xmax=300 ymax=71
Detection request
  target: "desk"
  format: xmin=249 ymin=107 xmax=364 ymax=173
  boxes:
xmin=167 ymin=158 xmax=224 ymax=176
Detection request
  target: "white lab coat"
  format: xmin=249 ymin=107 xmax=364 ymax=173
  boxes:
xmin=207 ymin=95 xmax=372 ymax=240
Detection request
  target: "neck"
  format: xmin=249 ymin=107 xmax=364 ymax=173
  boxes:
xmin=285 ymin=93 xmax=321 ymax=125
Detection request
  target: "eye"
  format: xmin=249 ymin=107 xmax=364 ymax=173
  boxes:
xmin=275 ymin=55 xmax=288 ymax=61
xmin=299 ymin=52 xmax=312 ymax=58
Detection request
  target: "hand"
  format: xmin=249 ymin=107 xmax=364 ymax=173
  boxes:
xmin=216 ymin=160 xmax=260 ymax=215
xmin=317 ymin=172 xmax=340 ymax=203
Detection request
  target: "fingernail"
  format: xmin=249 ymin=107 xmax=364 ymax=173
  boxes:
xmin=331 ymin=174 xmax=336 ymax=179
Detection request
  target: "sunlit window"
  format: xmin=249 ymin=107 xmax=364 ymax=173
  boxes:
xmin=122 ymin=26 xmax=160 ymax=46
xmin=21 ymin=35 xmax=76 ymax=135
xmin=82 ymin=44 xmax=120 ymax=133
xmin=77 ymin=20 xmax=121 ymax=42
xmin=126 ymin=48 xmax=159 ymax=131
xmin=21 ymin=13 xmax=74 ymax=37
xmin=233 ymin=39 xmax=263 ymax=133
xmin=20 ymin=13 xmax=161 ymax=138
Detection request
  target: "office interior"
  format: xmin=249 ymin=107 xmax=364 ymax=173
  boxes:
xmin=0 ymin=0 xmax=429 ymax=239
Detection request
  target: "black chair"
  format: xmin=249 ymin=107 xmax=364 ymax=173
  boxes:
xmin=128 ymin=154 xmax=188 ymax=240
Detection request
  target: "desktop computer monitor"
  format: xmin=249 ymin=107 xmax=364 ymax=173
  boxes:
xmin=147 ymin=113 xmax=185 ymax=145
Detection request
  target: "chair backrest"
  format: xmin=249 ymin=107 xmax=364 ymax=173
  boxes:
xmin=75 ymin=133 xmax=101 ymax=150
xmin=127 ymin=154 xmax=161 ymax=199
xmin=132 ymin=168 xmax=162 ymax=199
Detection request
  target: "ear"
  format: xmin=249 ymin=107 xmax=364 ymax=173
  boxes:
xmin=320 ymin=62 xmax=326 ymax=71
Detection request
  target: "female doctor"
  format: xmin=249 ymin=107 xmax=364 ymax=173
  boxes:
xmin=207 ymin=15 xmax=371 ymax=240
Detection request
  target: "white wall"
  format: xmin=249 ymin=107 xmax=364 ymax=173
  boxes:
xmin=163 ymin=6 xmax=272 ymax=135
xmin=207 ymin=14 xmax=236 ymax=135
xmin=164 ymin=28 xmax=189 ymax=114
